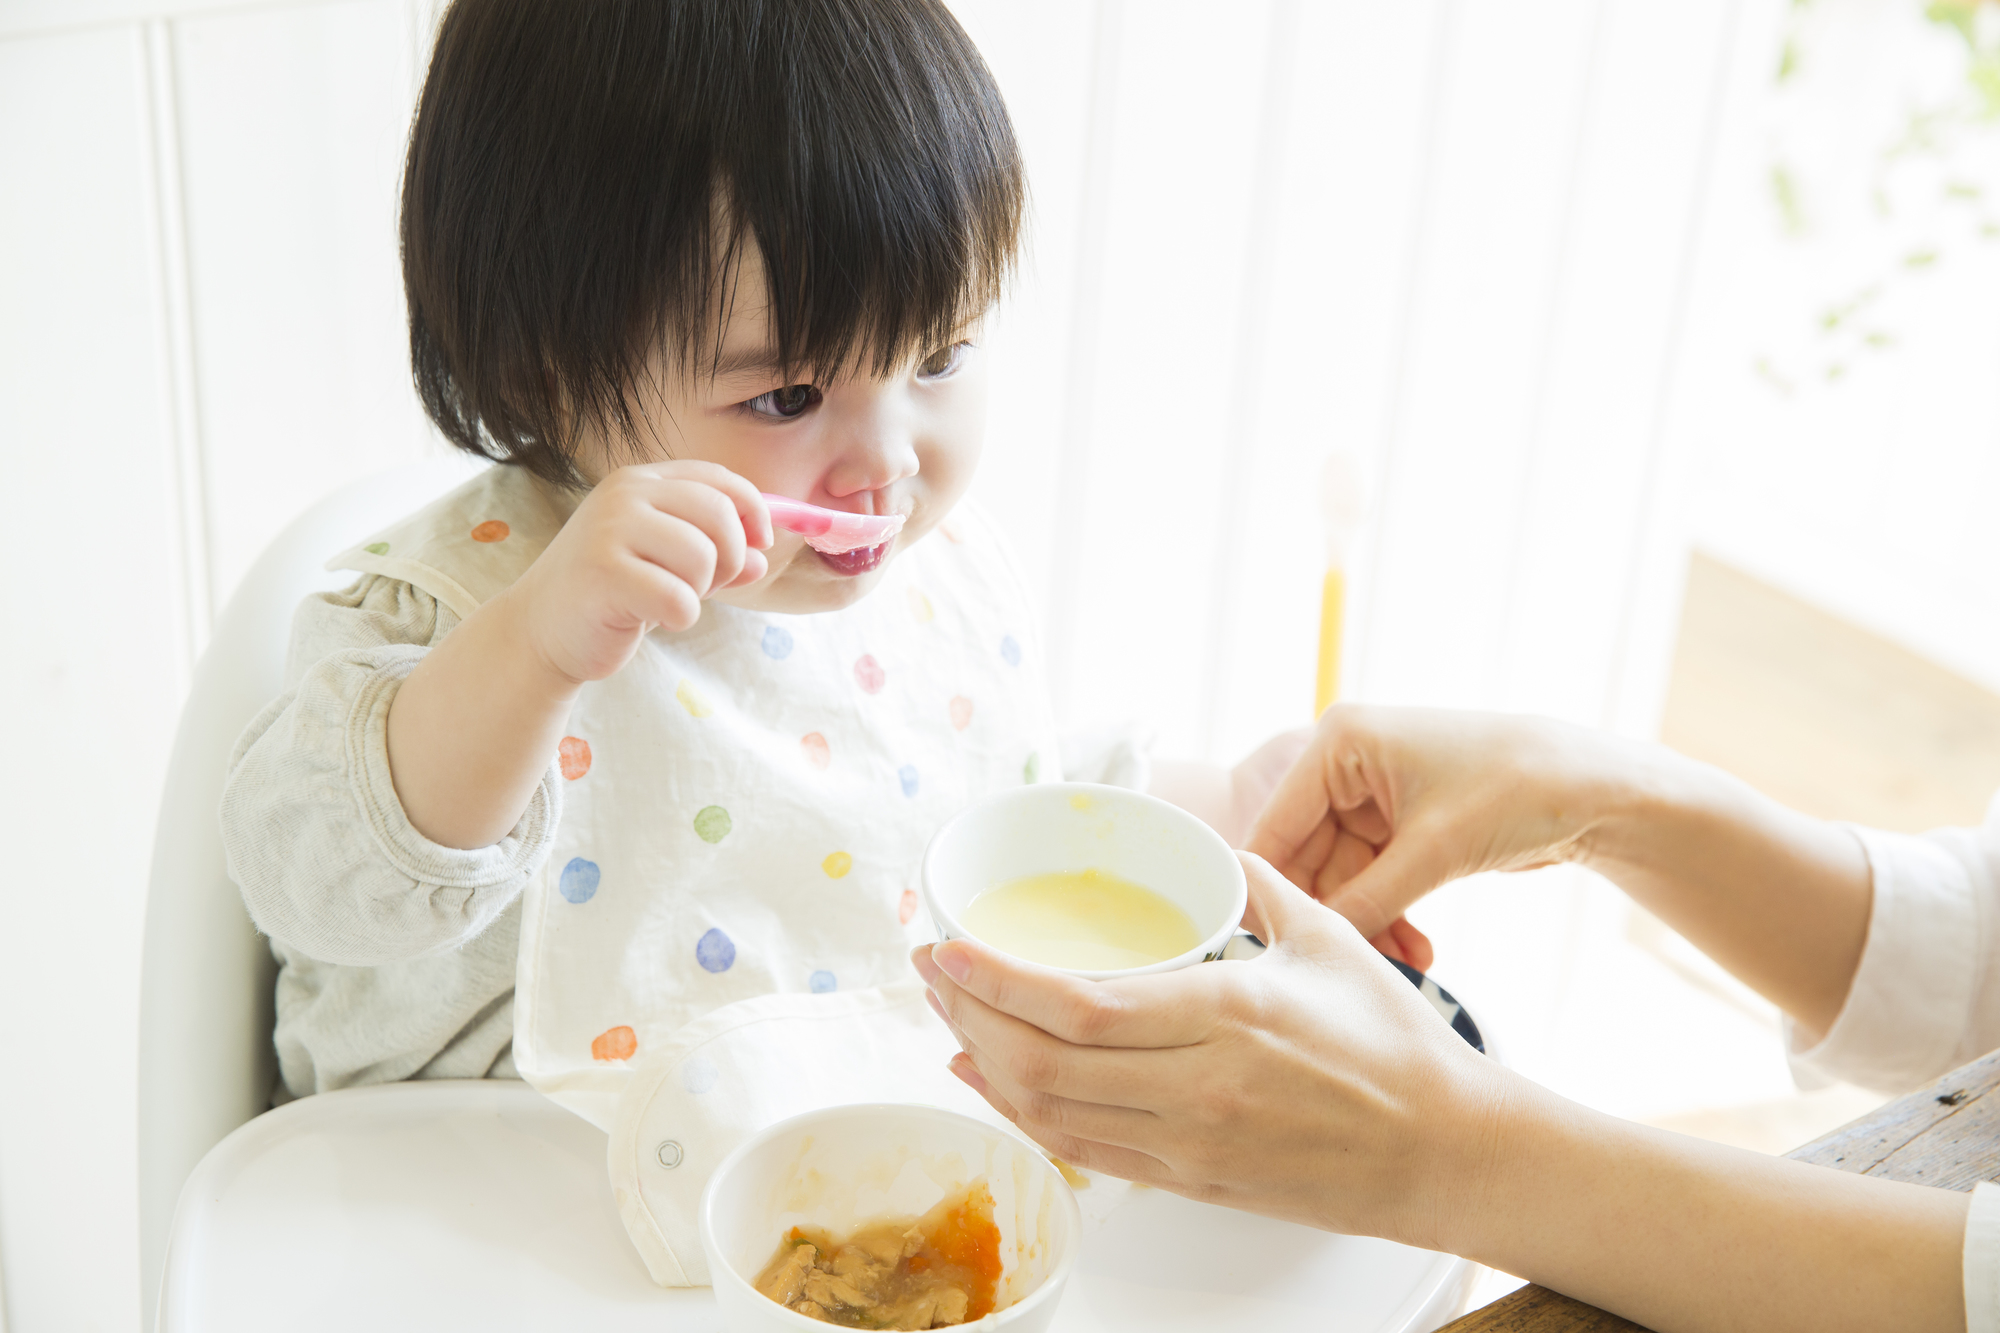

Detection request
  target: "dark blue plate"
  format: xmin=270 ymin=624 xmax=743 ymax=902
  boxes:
xmin=1387 ymin=957 xmax=1485 ymax=1054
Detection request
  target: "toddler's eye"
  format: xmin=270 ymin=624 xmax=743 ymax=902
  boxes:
xmin=917 ymin=341 xmax=971 ymax=380
xmin=746 ymin=384 xmax=821 ymax=419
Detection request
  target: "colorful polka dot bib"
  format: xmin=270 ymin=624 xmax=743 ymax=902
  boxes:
xmin=329 ymin=464 xmax=1064 ymax=1281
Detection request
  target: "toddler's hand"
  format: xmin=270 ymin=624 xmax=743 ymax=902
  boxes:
xmin=504 ymin=462 xmax=772 ymax=685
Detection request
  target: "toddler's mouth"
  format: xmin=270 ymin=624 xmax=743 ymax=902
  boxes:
xmin=814 ymin=539 xmax=893 ymax=576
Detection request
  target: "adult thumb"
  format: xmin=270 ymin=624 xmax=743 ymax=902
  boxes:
xmin=1237 ymin=850 xmax=1352 ymax=949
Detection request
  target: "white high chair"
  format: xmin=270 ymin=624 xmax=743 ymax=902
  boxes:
xmin=136 ymin=457 xmax=712 ymax=1333
xmin=137 ymin=460 xmax=1478 ymax=1333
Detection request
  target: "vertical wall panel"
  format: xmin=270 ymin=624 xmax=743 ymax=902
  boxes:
xmin=949 ymin=0 xmax=1100 ymax=630
xmin=0 ymin=26 xmax=179 ymax=1333
xmin=1206 ymin=0 xmax=1450 ymax=760
xmin=1356 ymin=0 xmax=1606 ymax=710
xmin=1052 ymin=0 xmax=1279 ymax=758
xmin=1496 ymin=0 xmax=1742 ymax=729
xmin=173 ymin=0 xmax=436 ymax=608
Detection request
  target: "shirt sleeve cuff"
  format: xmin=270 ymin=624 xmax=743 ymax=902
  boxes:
xmin=1786 ymin=823 xmax=1979 ymax=1093
xmin=346 ymin=651 xmax=562 ymax=905
xmin=1967 ymin=1182 xmax=2000 ymax=1333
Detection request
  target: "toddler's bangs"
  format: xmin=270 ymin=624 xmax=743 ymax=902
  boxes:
xmin=402 ymin=0 xmax=1024 ymax=486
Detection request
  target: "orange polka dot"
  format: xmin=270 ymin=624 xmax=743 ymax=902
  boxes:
xmin=949 ymin=696 xmax=974 ymax=730
xmin=591 ymin=1025 xmax=637 ymax=1061
xmin=471 ymin=519 xmax=510 ymax=543
xmin=899 ymin=889 xmax=919 ymax=924
xmin=801 ymin=732 xmax=831 ymax=769
xmin=558 ymin=736 xmax=592 ymax=780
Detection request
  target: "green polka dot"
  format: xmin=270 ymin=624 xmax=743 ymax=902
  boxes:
xmin=693 ymin=805 xmax=732 ymax=843
xmin=364 ymin=541 xmax=390 ymax=555
xmin=1022 ymin=752 xmax=1040 ymax=784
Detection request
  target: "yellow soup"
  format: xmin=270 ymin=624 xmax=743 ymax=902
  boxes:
xmin=959 ymin=869 xmax=1202 ymax=971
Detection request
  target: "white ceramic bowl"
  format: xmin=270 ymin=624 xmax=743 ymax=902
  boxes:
xmin=699 ymin=1103 xmax=1081 ymax=1332
xmin=922 ymin=782 xmax=1249 ymax=980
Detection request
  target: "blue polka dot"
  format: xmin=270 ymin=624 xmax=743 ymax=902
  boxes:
xmin=809 ymin=970 xmax=838 ymax=994
xmin=899 ymin=764 xmax=920 ymax=797
xmin=680 ymin=1055 xmax=719 ymax=1095
xmin=696 ymin=927 xmax=736 ymax=973
xmin=559 ymin=857 xmax=600 ymax=904
xmin=761 ymin=625 xmax=794 ymax=659
xmin=1000 ymin=634 xmax=1021 ymax=666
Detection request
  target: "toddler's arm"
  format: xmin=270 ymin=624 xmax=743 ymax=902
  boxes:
xmin=221 ymin=575 xmax=560 ymax=965
xmin=384 ymin=461 xmax=769 ymax=849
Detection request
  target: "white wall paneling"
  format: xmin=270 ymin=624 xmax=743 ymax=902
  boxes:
xmin=0 ymin=4 xmax=443 ymax=1331
xmin=0 ymin=21 xmax=200 ymax=1333
xmin=11 ymin=0 xmax=1996 ymax=1328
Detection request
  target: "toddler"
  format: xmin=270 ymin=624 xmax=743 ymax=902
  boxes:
xmin=220 ymin=2 xmax=1286 ymax=1273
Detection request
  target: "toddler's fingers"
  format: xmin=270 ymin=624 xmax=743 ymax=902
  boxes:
xmin=626 ymin=510 xmax=725 ymax=599
xmin=614 ymin=550 xmax=703 ymax=632
xmin=648 ymin=479 xmax=750 ymax=592
xmin=722 ymin=547 xmax=769 ymax=588
xmin=638 ymin=459 xmax=772 ymax=549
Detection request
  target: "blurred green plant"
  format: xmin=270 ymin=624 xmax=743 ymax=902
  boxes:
xmin=1758 ymin=0 xmax=1999 ymax=392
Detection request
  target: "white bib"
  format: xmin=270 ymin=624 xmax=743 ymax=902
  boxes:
xmin=330 ymin=465 xmax=1067 ymax=1283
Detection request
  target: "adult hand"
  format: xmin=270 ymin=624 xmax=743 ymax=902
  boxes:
xmin=1245 ymin=705 xmax=1631 ymax=961
xmin=911 ymin=852 xmax=1507 ymax=1247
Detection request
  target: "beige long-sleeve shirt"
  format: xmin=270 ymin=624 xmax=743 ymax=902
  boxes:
xmin=220 ymin=575 xmax=563 ymax=1100
xmin=219 ymin=574 xmax=1148 ymax=1104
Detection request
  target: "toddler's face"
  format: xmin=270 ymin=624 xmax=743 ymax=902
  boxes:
xmin=577 ymin=246 xmax=988 ymax=615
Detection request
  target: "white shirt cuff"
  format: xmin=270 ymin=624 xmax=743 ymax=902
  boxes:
xmin=1787 ymin=823 xmax=1979 ymax=1093
xmin=1968 ymin=1182 xmax=2000 ymax=1333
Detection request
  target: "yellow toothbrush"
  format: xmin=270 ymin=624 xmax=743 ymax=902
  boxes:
xmin=1314 ymin=452 xmax=1366 ymax=719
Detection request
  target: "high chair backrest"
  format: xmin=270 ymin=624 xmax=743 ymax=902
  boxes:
xmin=136 ymin=456 xmax=485 ymax=1333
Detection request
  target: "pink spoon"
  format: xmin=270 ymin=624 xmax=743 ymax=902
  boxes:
xmin=760 ymin=494 xmax=907 ymax=554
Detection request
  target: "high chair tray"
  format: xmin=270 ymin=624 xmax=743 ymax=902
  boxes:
xmin=158 ymin=1080 xmax=1473 ymax=1331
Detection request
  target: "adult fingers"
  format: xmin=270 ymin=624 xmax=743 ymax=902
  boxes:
xmin=1387 ymin=916 xmax=1435 ymax=972
xmin=922 ymin=936 xmax=1224 ymax=1050
xmin=948 ymin=1055 xmax=1178 ymax=1187
xmin=1316 ymin=823 xmax=1455 ymax=941
xmin=1309 ymin=826 xmax=1379 ymax=904
xmin=925 ymin=964 xmax=1189 ymax=1109
xmin=939 ymin=1022 xmax=1168 ymax=1153
xmin=1241 ymin=734 xmax=1335 ymax=872
xmin=1237 ymin=850 xmax=1352 ymax=954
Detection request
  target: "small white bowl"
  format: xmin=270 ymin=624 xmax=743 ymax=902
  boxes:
xmin=699 ymin=1103 xmax=1081 ymax=1332
xmin=922 ymin=782 xmax=1248 ymax=980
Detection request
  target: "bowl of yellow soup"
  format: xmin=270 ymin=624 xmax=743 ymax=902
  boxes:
xmin=921 ymin=783 xmax=1248 ymax=979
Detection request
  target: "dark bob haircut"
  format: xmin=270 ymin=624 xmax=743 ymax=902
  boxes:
xmin=401 ymin=0 xmax=1024 ymax=486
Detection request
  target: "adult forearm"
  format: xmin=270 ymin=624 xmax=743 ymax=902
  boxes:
xmin=385 ymin=588 xmax=580 ymax=849
xmin=1573 ymin=740 xmax=1871 ymax=1035
xmin=1438 ymin=1072 xmax=1966 ymax=1333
